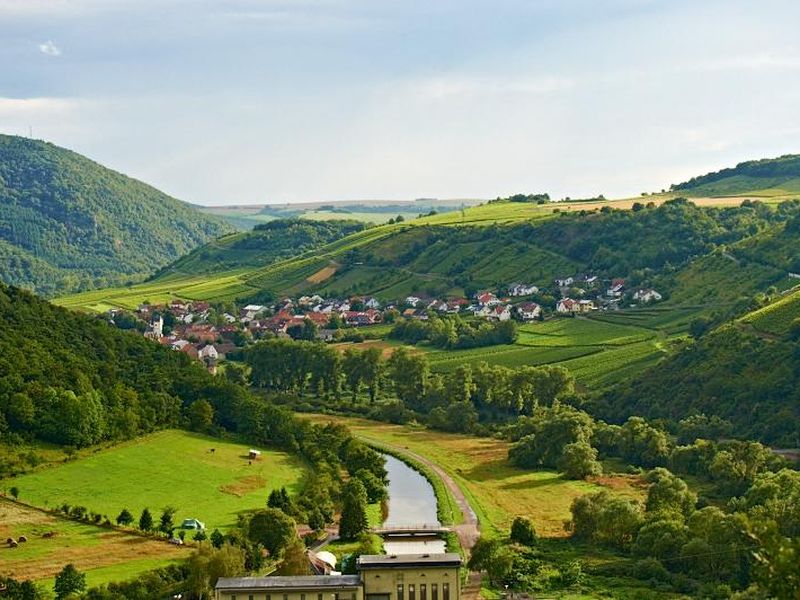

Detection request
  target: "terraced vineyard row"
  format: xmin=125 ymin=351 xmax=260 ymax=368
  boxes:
xmin=741 ymin=287 xmax=800 ymax=335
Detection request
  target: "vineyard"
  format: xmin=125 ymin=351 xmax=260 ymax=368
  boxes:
xmin=741 ymin=287 xmax=800 ymax=335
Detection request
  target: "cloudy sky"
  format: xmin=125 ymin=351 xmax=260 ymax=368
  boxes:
xmin=2 ymin=0 xmax=800 ymax=205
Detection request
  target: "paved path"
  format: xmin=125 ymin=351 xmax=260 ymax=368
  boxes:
xmin=359 ymin=437 xmax=480 ymax=554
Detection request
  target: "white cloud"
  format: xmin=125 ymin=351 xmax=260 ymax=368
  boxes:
xmin=0 ymin=97 xmax=75 ymax=115
xmin=38 ymin=40 xmax=61 ymax=56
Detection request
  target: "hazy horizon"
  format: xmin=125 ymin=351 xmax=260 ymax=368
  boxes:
xmin=2 ymin=0 xmax=800 ymax=206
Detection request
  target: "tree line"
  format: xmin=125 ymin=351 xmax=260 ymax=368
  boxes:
xmin=389 ymin=314 xmax=518 ymax=349
xmin=245 ymin=339 xmax=575 ymax=425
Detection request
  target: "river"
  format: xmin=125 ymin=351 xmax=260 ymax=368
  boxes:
xmin=381 ymin=453 xmax=446 ymax=554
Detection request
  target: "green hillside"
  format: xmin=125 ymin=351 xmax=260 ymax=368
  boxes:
xmin=0 ymin=135 xmax=232 ymax=296
xmin=598 ymin=324 xmax=800 ymax=446
xmin=57 ymin=198 xmax=800 ymax=313
xmin=672 ymin=154 xmax=800 ymax=197
xmin=155 ymin=218 xmax=366 ymax=276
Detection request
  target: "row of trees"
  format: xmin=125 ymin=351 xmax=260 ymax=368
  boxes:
xmin=246 ymin=339 xmax=575 ymax=421
xmin=505 ymin=401 xmax=787 ymax=495
xmin=389 ymin=315 xmax=518 ymax=350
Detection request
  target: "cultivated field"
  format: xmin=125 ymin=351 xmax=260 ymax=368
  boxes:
xmin=6 ymin=430 xmax=305 ymax=532
xmin=0 ymin=499 xmax=186 ymax=586
xmin=300 ymin=415 xmax=646 ymax=538
xmin=741 ymin=286 xmax=800 ymax=335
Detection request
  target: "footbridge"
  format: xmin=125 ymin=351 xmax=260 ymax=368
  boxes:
xmin=371 ymin=524 xmax=452 ymax=537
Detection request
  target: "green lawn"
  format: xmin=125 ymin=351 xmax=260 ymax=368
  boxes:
xmin=6 ymin=430 xmax=305 ymax=532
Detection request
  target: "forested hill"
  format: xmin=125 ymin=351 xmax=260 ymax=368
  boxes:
xmin=0 ymin=135 xmax=232 ymax=296
xmin=671 ymin=153 xmax=800 ymax=197
xmin=155 ymin=218 xmax=366 ymax=277
xmin=597 ymin=285 xmax=800 ymax=447
xmin=0 ymin=283 xmax=303 ymax=455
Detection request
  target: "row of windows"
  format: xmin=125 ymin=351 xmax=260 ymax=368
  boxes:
xmin=396 ymin=583 xmax=449 ymax=600
xmin=230 ymin=593 xmax=357 ymax=600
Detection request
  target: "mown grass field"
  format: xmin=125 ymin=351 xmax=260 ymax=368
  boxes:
xmin=0 ymin=499 xmax=186 ymax=586
xmin=6 ymin=430 xmax=305 ymax=532
xmin=300 ymin=415 xmax=646 ymax=538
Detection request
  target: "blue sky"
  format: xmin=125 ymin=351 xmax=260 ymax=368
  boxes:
xmin=2 ymin=0 xmax=800 ymax=205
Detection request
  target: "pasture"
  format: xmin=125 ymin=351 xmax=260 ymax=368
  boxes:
xmin=6 ymin=430 xmax=305 ymax=532
xmin=0 ymin=499 xmax=186 ymax=586
xmin=300 ymin=415 xmax=646 ymax=538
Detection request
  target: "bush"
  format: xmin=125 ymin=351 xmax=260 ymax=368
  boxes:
xmin=509 ymin=516 xmax=537 ymax=546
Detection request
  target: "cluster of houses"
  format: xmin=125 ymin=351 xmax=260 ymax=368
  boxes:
xmin=111 ymin=275 xmax=664 ymax=373
xmin=120 ymin=295 xmax=389 ymax=372
xmin=403 ymin=289 xmax=537 ymax=322
xmin=552 ymin=273 xmax=662 ymax=314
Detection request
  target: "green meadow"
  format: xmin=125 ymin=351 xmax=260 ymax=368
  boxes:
xmin=7 ymin=430 xmax=305 ymax=532
xmin=0 ymin=498 xmax=187 ymax=586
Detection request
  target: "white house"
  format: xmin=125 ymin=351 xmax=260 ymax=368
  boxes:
xmin=607 ymin=279 xmax=625 ymax=298
xmin=365 ymin=297 xmax=381 ymax=309
xmin=476 ymin=292 xmax=500 ymax=306
xmin=577 ymin=299 xmax=596 ymax=313
xmin=199 ymin=344 xmax=219 ymax=360
xmin=509 ymin=283 xmax=539 ymax=296
xmin=633 ymin=289 xmax=663 ymax=303
xmin=555 ymin=276 xmax=574 ymax=288
xmin=405 ymin=296 xmax=422 ymax=307
xmin=516 ymin=302 xmax=542 ymax=321
xmin=488 ymin=305 xmax=512 ymax=321
xmin=556 ymin=298 xmax=578 ymax=313
xmin=145 ymin=315 xmax=164 ymax=340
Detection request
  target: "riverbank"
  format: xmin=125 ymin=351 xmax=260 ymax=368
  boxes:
xmin=300 ymin=414 xmax=646 ymax=539
xmin=365 ymin=442 xmax=478 ymax=555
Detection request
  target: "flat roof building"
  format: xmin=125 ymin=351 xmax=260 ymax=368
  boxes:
xmin=216 ymin=554 xmax=462 ymax=600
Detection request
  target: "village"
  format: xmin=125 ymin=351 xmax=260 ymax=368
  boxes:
xmin=108 ymin=275 xmax=662 ymax=373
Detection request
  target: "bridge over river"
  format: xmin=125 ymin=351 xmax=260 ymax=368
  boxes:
xmin=371 ymin=524 xmax=453 ymax=536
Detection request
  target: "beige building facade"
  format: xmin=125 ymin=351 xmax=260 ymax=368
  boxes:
xmin=216 ymin=554 xmax=462 ymax=600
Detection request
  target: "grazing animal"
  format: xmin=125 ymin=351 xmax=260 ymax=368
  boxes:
xmin=209 ymin=448 xmax=216 ymax=453
xmin=5 ymin=538 xmax=13 ymax=545
xmin=43 ymin=531 xmax=56 ymax=538
xmin=18 ymin=535 xmax=27 ymax=543
xmin=8 ymin=540 xmax=17 ymax=548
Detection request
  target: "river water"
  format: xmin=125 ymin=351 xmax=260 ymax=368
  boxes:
xmin=381 ymin=453 xmax=446 ymax=554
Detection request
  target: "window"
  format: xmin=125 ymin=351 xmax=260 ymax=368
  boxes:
xmin=431 ymin=584 xmax=438 ymax=600
xmin=420 ymin=584 xmax=427 ymax=600
xmin=397 ymin=584 xmax=404 ymax=600
xmin=409 ymin=584 xmax=416 ymax=600
xmin=443 ymin=583 xmax=449 ymax=600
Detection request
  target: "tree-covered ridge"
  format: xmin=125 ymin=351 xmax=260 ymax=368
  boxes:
xmin=157 ymin=218 xmax=366 ymax=276
xmin=0 ymin=135 xmax=231 ymax=296
xmin=673 ymin=154 xmax=800 ymax=189
xmin=314 ymin=199 xmax=799 ymax=300
xmin=598 ymin=325 xmax=800 ymax=446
